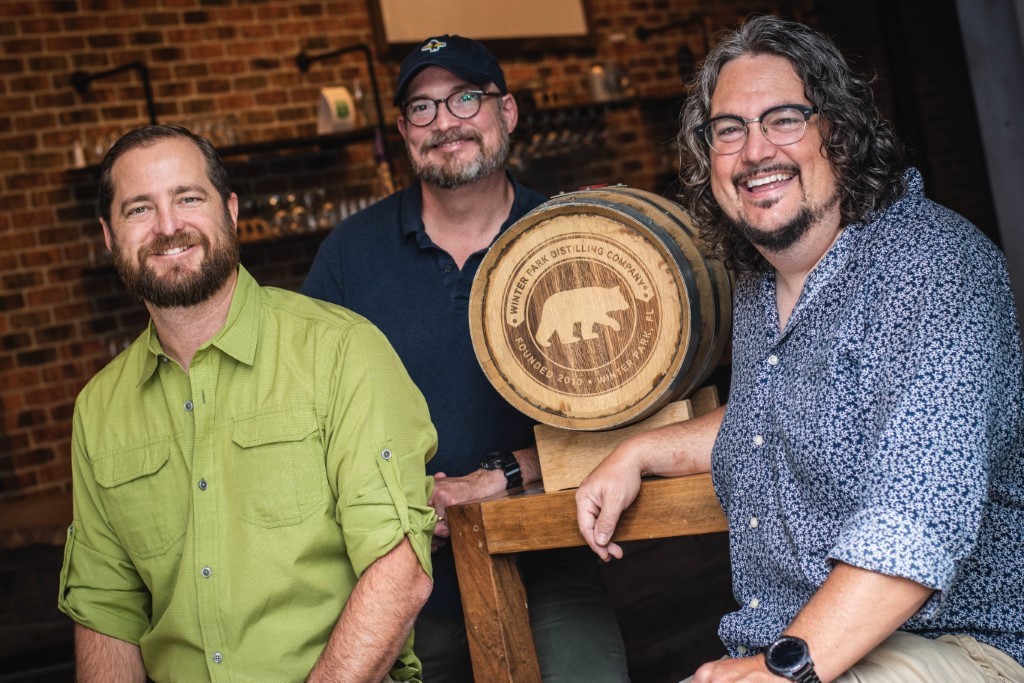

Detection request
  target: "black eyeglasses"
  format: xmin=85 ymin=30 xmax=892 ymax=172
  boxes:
xmin=696 ymin=104 xmax=819 ymax=155
xmin=401 ymin=90 xmax=503 ymax=127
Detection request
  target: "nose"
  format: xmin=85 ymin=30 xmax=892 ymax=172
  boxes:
xmin=740 ymin=120 xmax=776 ymax=164
xmin=432 ymin=101 xmax=462 ymax=130
xmin=153 ymin=203 xmax=181 ymax=236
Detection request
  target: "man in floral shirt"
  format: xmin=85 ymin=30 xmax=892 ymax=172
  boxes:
xmin=576 ymin=15 xmax=1024 ymax=683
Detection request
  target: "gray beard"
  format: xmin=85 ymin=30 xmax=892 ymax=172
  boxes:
xmin=410 ymin=123 xmax=511 ymax=190
xmin=111 ymin=212 xmax=239 ymax=308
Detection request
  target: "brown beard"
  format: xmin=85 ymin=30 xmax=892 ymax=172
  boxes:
xmin=111 ymin=208 xmax=239 ymax=308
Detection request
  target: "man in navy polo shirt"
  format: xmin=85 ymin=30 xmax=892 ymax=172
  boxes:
xmin=302 ymin=35 xmax=627 ymax=682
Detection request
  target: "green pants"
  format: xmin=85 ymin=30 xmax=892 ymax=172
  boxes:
xmin=415 ymin=547 xmax=629 ymax=682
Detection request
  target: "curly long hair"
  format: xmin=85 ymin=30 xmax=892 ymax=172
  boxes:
xmin=677 ymin=15 xmax=907 ymax=272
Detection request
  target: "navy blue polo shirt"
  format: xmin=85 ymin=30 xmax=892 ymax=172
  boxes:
xmin=301 ymin=175 xmax=547 ymax=617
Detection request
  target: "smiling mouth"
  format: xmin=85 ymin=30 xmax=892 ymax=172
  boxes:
xmin=433 ymin=139 xmax=470 ymax=150
xmin=142 ymin=236 xmax=200 ymax=261
xmin=155 ymin=246 xmax=192 ymax=256
xmin=744 ymin=172 xmax=794 ymax=190
xmin=424 ymin=130 xmax=482 ymax=153
xmin=734 ymin=165 xmax=800 ymax=193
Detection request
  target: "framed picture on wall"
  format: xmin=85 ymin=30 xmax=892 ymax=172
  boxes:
xmin=367 ymin=0 xmax=593 ymax=57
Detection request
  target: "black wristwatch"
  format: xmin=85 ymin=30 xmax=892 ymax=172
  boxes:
xmin=765 ymin=636 xmax=820 ymax=683
xmin=478 ymin=450 xmax=523 ymax=490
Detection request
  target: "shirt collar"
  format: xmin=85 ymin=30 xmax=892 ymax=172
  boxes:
xmin=134 ymin=265 xmax=261 ymax=385
xmin=399 ymin=171 xmax=535 ymax=246
xmin=762 ymin=167 xmax=923 ymax=336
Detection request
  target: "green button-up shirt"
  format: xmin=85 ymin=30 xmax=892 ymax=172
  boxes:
xmin=58 ymin=266 xmax=437 ymax=682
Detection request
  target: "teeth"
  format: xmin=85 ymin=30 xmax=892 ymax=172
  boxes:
xmin=746 ymin=173 xmax=792 ymax=189
xmin=159 ymin=246 xmax=188 ymax=256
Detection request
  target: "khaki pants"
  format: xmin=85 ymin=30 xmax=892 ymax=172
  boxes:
xmin=836 ymin=632 xmax=1024 ymax=683
xmin=682 ymin=632 xmax=1024 ymax=682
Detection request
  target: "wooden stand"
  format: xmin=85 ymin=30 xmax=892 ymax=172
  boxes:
xmin=535 ymin=385 xmax=720 ymax=491
xmin=447 ymin=474 xmax=727 ymax=682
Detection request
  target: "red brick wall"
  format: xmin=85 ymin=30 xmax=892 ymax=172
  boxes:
xmin=0 ymin=0 xmax=814 ymax=500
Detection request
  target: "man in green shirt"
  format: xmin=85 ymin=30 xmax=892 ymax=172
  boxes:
xmin=58 ymin=125 xmax=437 ymax=682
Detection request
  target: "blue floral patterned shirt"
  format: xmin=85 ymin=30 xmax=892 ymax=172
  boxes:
xmin=712 ymin=168 xmax=1024 ymax=664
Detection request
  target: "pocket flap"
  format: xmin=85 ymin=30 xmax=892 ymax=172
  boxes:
xmin=93 ymin=445 xmax=169 ymax=488
xmin=232 ymin=409 xmax=318 ymax=448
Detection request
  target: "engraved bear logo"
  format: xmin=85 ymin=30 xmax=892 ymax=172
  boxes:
xmin=535 ymin=286 xmax=630 ymax=347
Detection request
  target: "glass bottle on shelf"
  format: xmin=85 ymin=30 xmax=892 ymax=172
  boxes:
xmin=352 ymin=79 xmax=375 ymax=128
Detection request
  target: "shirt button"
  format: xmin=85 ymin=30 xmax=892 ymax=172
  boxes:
xmin=737 ymin=645 xmax=748 ymax=655
xmin=184 ymin=400 xmax=193 ymax=412
xmin=749 ymin=598 xmax=760 ymax=609
xmin=198 ymin=479 xmax=208 ymax=491
xmin=442 ymin=264 xmax=453 ymax=273
xmin=201 ymin=566 xmax=212 ymax=578
xmin=212 ymin=652 xmax=223 ymax=664
xmin=753 ymin=435 xmax=764 ymax=447
xmin=381 ymin=449 xmax=392 ymax=461
xmin=767 ymin=355 xmax=779 ymax=366
xmin=749 ymin=517 xmax=759 ymax=528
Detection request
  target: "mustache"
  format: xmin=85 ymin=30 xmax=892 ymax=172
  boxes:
xmin=421 ymin=129 xmax=483 ymax=154
xmin=732 ymin=163 xmax=800 ymax=186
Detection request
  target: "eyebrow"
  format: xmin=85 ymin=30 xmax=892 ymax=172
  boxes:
xmin=406 ymin=82 xmax=477 ymax=101
xmin=118 ymin=184 xmax=209 ymax=216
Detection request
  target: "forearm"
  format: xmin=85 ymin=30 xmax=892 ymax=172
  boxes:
xmin=627 ymin=403 xmax=724 ymax=477
xmin=512 ymin=444 xmax=541 ymax=485
xmin=786 ymin=562 xmax=933 ymax=682
xmin=75 ymin=623 xmax=146 ymax=683
xmin=308 ymin=537 xmax=432 ymax=682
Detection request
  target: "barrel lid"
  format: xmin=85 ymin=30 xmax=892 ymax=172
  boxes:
xmin=470 ymin=188 xmax=706 ymax=430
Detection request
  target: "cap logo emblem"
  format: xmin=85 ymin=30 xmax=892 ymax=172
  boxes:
xmin=421 ymin=39 xmax=447 ymax=53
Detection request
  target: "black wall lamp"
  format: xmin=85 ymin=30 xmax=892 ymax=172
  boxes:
xmin=70 ymin=61 xmax=159 ymax=125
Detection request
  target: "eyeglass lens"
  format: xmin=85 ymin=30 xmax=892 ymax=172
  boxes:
xmin=404 ymin=91 xmax=487 ymax=126
xmin=705 ymin=106 xmax=811 ymax=154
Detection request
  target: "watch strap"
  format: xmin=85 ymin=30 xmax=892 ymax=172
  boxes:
xmin=478 ymin=450 xmax=523 ymax=490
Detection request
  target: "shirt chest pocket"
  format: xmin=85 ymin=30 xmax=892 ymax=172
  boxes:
xmin=93 ymin=443 xmax=188 ymax=559
xmin=232 ymin=410 xmax=327 ymax=528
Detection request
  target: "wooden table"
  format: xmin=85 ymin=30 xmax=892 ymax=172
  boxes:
xmin=447 ymin=473 xmax=727 ymax=682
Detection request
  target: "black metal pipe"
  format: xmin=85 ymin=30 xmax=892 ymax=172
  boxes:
xmin=635 ymin=15 xmax=710 ymax=56
xmin=70 ymin=61 xmax=158 ymax=125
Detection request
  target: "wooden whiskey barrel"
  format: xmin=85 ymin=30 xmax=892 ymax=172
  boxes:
xmin=469 ymin=186 xmax=732 ymax=430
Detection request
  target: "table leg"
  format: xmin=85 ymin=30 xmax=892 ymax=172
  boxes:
xmin=448 ymin=501 xmax=542 ymax=683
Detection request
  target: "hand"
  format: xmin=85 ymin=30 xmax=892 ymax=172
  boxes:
xmin=574 ymin=447 xmax=643 ymax=562
xmin=692 ymin=655 xmax=784 ymax=682
xmin=428 ymin=469 xmax=506 ymax=541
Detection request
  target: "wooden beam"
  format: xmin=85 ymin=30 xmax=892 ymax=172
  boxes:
xmin=477 ymin=473 xmax=727 ymax=555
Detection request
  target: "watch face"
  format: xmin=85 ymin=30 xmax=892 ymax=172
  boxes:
xmin=481 ymin=451 xmax=515 ymax=469
xmin=771 ymin=638 xmax=805 ymax=671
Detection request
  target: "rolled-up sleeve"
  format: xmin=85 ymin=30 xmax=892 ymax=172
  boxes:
xmin=58 ymin=409 xmax=152 ymax=644
xmin=326 ymin=321 xmax=438 ymax=578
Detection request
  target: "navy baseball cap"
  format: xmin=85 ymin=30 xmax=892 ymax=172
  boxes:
xmin=393 ymin=34 xmax=507 ymax=106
